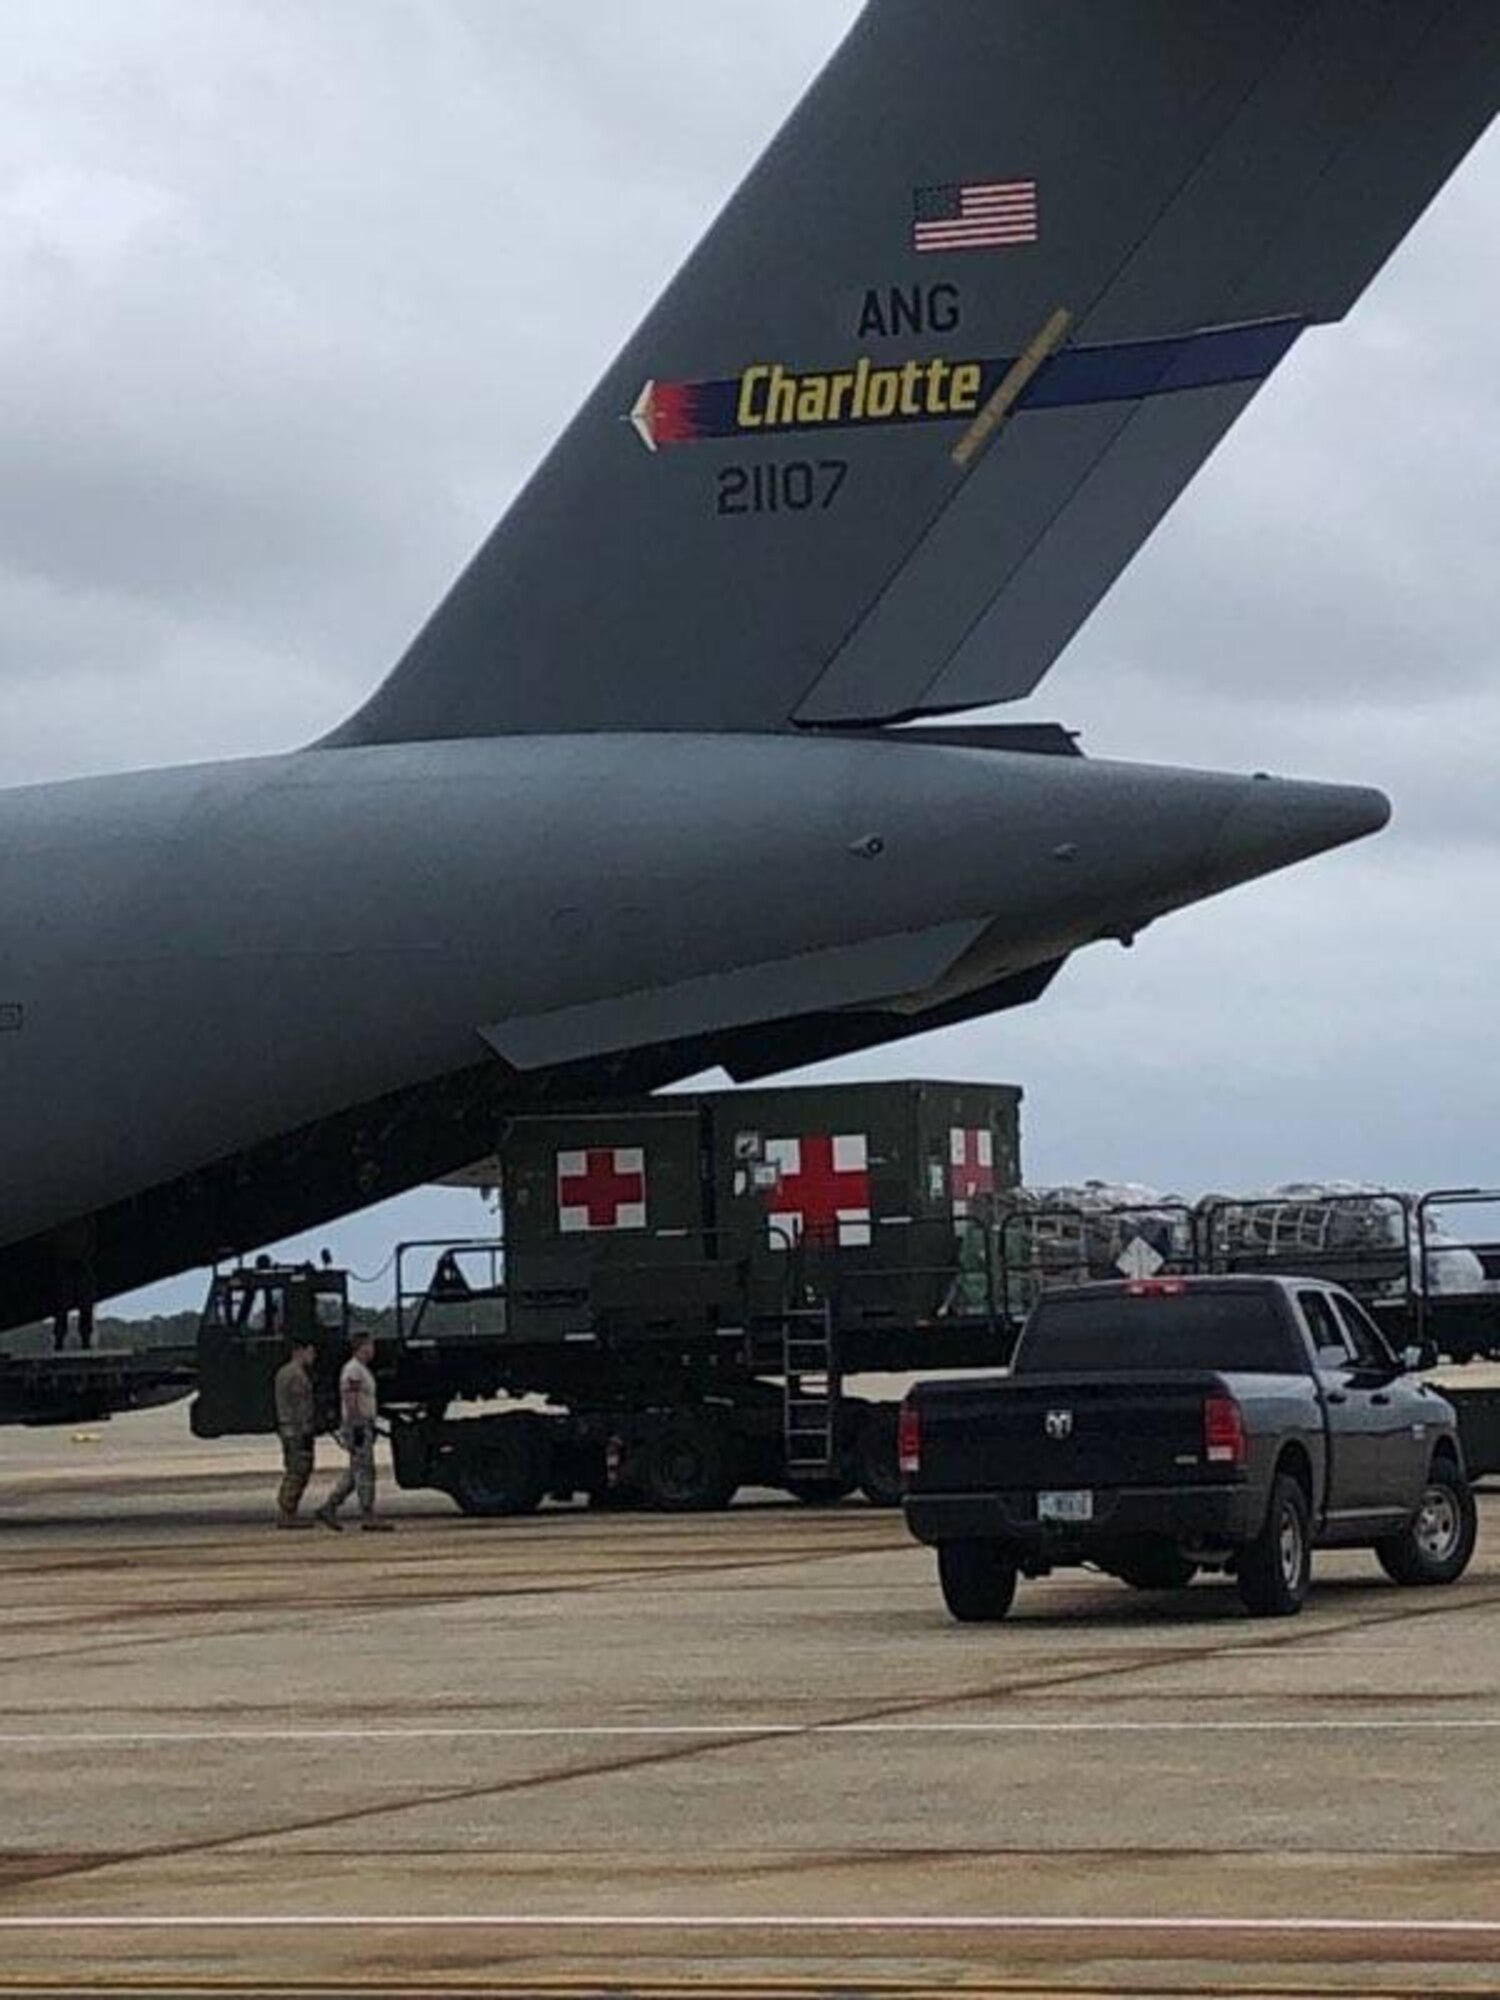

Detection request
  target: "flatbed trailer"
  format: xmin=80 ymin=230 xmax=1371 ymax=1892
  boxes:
xmin=0 ymin=1344 xmax=195 ymax=1426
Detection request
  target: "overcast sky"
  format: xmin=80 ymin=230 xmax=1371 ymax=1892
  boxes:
xmin=4 ymin=2 xmax=1498 ymax=1314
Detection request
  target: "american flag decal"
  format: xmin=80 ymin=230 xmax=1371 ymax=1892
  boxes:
xmin=913 ymin=178 xmax=1038 ymax=254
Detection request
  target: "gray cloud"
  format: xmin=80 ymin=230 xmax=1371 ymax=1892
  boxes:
xmin=1029 ymin=129 xmax=1500 ymax=736
xmin=3 ymin=3 xmax=1495 ymax=1311
xmin=1 ymin=0 xmax=861 ymax=778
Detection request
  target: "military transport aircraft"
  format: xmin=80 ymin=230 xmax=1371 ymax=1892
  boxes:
xmin=1 ymin=1 xmax=1497 ymax=1349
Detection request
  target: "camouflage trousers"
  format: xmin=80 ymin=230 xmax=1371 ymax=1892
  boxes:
xmin=277 ymin=1432 xmax=315 ymax=1519
xmin=324 ymin=1427 xmax=378 ymax=1520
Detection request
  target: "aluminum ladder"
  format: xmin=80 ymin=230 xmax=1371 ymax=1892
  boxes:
xmin=782 ymin=1300 xmax=840 ymax=1476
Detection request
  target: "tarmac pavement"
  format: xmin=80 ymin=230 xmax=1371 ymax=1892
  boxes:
xmin=2 ymin=1406 xmax=1500 ymax=1997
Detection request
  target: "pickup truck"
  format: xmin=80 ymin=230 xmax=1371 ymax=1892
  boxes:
xmin=901 ymin=1275 xmax=1477 ymax=1620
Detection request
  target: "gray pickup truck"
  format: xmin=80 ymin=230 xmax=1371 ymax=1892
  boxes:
xmin=901 ymin=1275 xmax=1476 ymax=1620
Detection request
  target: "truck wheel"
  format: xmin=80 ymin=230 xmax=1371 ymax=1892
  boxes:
xmin=1116 ymin=1548 xmax=1198 ymax=1591
xmin=642 ymin=1414 xmax=740 ymax=1512
xmin=1235 ymin=1473 xmax=1311 ymax=1617
xmin=937 ymin=1540 xmax=1018 ymax=1623
xmin=1375 ymin=1462 xmax=1477 ymax=1586
xmin=447 ymin=1414 xmax=549 ymax=1517
xmin=855 ymin=1408 xmax=903 ymax=1508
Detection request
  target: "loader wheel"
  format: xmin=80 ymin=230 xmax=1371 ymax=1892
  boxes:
xmin=641 ymin=1414 xmax=740 ymax=1512
xmin=1236 ymin=1473 xmax=1311 ymax=1617
xmin=937 ymin=1540 xmax=1018 ymax=1623
xmin=1376 ymin=1461 xmax=1476 ymax=1586
xmin=855 ymin=1407 xmax=903 ymax=1508
xmin=447 ymin=1414 xmax=549 ymax=1517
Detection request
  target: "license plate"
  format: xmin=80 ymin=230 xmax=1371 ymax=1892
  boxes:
xmin=1038 ymin=1489 xmax=1093 ymax=1524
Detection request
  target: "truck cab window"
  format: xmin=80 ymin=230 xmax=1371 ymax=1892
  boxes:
xmin=1299 ymin=1291 xmax=1349 ymax=1367
xmin=1332 ymin=1295 xmax=1392 ymax=1372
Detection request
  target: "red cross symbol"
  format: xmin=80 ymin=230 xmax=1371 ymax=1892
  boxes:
xmin=764 ymin=1133 xmax=870 ymax=1247
xmin=556 ymin=1147 xmax=647 ymax=1233
xmin=950 ymin=1127 xmax=995 ymax=1216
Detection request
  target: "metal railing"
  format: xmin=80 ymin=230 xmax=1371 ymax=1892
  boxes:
xmin=392 ymin=1185 xmax=1500 ymax=1359
xmin=1412 ymin=1188 xmax=1500 ymax=1346
xmin=994 ymin=1200 xmax=1198 ymax=1322
xmin=1197 ymin=1190 xmax=1416 ymax=1298
xmin=394 ymin=1238 xmax=507 ymax=1346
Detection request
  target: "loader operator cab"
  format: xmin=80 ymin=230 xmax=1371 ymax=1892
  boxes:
xmin=189 ymin=1258 xmax=351 ymax=1439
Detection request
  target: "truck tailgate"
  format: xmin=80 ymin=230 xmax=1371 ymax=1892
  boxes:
xmin=910 ymin=1373 xmax=1227 ymax=1492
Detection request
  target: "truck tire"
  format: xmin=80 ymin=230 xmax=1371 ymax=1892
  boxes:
xmin=855 ymin=1407 xmax=903 ymax=1508
xmin=641 ymin=1413 xmax=740 ymax=1512
xmin=937 ymin=1540 xmax=1018 ymax=1623
xmin=1375 ymin=1461 xmax=1477 ymax=1586
xmin=447 ymin=1414 xmax=550 ymax=1517
xmin=1115 ymin=1548 xmax=1198 ymax=1591
xmin=1235 ymin=1473 xmax=1311 ymax=1617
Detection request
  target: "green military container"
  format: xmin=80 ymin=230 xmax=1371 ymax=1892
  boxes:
xmin=707 ymin=1079 xmax=1022 ymax=1330
xmin=499 ymin=1100 xmax=715 ymax=1344
xmin=496 ymin=1079 xmax=1022 ymax=1344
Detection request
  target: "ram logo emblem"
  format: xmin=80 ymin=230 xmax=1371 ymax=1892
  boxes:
xmin=1044 ymin=1409 xmax=1074 ymax=1440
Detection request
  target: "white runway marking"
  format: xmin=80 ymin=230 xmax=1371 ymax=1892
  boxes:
xmin=1 ymin=1716 xmax=1499 ymax=1746
xmin=0 ymin=1913 xmax=1498 ymax=1937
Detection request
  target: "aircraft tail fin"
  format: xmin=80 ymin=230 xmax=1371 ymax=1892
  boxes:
xmin=329 ymin=0 xmax=1499 ymax=745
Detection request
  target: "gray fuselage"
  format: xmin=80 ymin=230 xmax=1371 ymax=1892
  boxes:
xmin=0 ymin=730 xmax=1383 ymax=1323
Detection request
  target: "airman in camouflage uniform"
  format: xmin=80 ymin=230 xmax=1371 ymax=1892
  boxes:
xmin=273 ymin=1337 xmax=319 ymax=1527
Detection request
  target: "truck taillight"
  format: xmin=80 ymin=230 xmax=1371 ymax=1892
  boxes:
xmin=1204 ymin=1394 xmax=1246 ymax=1466
xmin=898 ymin=1400 xmax=921 ymax=1477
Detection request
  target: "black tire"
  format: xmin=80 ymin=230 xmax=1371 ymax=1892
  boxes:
xmin=1236 ymin=1472 xmax=1312 ymax=1617
xmin=1376 ymin=1460 xmax=1477 ymax=1586
xmin=937 ymin=1540 xmax=1019 ymax=1623
xmin=447 ymin=1414 xmax=550 ymax=1517
xmin=855 ymin=1407 xmax=903 ymax=1508
xmin=641 ymin=1413 xmax=740 ymax=1512
xmin=1115 ymin=1547 xmax=1199 ymax=1591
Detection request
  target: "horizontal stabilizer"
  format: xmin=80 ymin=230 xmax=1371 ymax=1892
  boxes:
xmin=713 ymin=959 xmax=1069 ymax=1085
xmin=480 ymin=920 xmax=986 ymax=1071
xmin=329 ymin=1 xmax=1500 ymax=744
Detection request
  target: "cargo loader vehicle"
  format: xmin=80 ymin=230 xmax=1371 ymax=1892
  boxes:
xmin=190 ymin=1079 xmax=1025 ymax=1512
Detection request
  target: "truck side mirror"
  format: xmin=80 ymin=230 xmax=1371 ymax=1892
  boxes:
xmin=1402 ymin=1342 xmax=1435 ymax=1373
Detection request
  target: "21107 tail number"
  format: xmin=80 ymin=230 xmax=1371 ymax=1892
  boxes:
xmin=717 ymin=460 xmax=847 ymax=517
